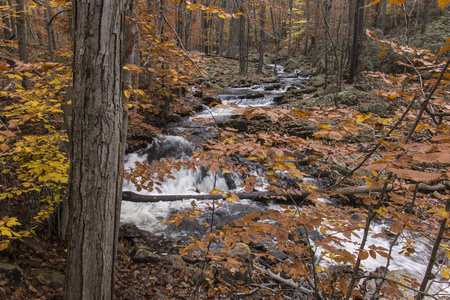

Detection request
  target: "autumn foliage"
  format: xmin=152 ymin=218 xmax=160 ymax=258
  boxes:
xmin=0 ymin=0 xmax=449 ymax=298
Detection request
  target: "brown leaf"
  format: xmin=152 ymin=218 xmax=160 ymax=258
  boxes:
xmin=413 ymin=152 xmax=450 ymax=164
xmin=276 ymin=229 xmax=289 ymax=244
xmin=328 ymin=130 xmax=343 ymax=140
xmin=390 ymin=221 xmax=404 ymax=234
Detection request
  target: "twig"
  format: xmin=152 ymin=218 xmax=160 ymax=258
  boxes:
xmin=160 ymin=12 xmax=206 ymax=78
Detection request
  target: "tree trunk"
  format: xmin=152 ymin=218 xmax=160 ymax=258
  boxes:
xmin=304 ymin=0 xmax=310 ymax=56
xmin=15 ymin=0 xmax=29 ymax=88
xmin=64 ymin=0 xmax=127 ymax=298
xmin=380 ymin=0 xmax=386 ymax=34
xmin=421 ymin=0 xmax=430 ymax=34
xmin=44 ymin=4 xmax=55 ymax=62
xmin=257 ymin=6 xmax=266 ymax=74
xmin=347 ymin=0 xmax=364 ymax=84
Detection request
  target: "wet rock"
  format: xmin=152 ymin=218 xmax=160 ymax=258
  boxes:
xmin=264 ymin=83 xmax=282 ymax=91
xmin=239 ymin=92 xmax=265 ymax=99
xmin=273 ymin=95 xmax=285 ymax=104
xmin=0 ymin=263 xmax=29 ymax=286
xmin=169 ymin=114 xmax=181 ymax=122
xmin=193 ymin=89 xmax=203 ymax=98
xmin=202 ymin=95 xmax=221 ymax=106
xmin=119 ymin=224 xmax=143 ymax=239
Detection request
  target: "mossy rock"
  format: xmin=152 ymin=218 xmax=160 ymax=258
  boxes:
xmin=310 ymin=75 xmax=326 ymax=87
xmin=357 ymin=103 xmax=393 ymax=116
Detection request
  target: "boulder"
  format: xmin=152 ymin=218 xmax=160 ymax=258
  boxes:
xmin=240 ymin=92 xmax=265 ymax=99
xmin=354 ymin=84 xmax=372 ymax=91
xmin=284 ymin=58 xmax=300 ymax=72
xmin=202 ymin=95 xmax=221 ymax=106
xmin=0 ymin=263 xmax=29 ymax=286
xmin=310 ymin=75 xmax=326 ymax=87
xmin=131 ymin=246 xmax=162 ymax=263
xmin=323 ymin=85 xmax=338 ymax=95
xmin=168 ymin=255 xmax=187 ymax=269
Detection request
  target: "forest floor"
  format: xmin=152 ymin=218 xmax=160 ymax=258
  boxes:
xmin=0 ymin=56 xmax=434 ymax=300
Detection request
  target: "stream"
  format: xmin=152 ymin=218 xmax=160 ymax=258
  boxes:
xmin=120 ymin=66 xmax=447 ymax=296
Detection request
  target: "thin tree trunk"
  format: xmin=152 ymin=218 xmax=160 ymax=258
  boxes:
xmin=304 ymin=0 xmax=310 ymax=55
xmin=15 ymin=0 xmax=29 ymax=88
xmin=347 ymin=0 xmax=364 ymax=83
xmin=257 ymin=6 xmax=266 ymax=74
xmin=421 ymin=0 xmax=430 ymax=34
xmin=44 ymin=4 xmax=55 ymax=62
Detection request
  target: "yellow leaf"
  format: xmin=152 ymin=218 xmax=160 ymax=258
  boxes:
xmin=315 ymin=266 xmax=323 ymax=272
xmin=389 ymin=0 xmax=405 ymax=4
xmin=49 ymin=78 xmax=60 ymax=85
xmin=438 ymin=0 xmax=450 ymax=10
xmin=378 ymin=117 xmax=392 ymax=124
xmin=209 ymin=188 xmax=219 ymax=195
xmin=320 ymin=226 xmax=326 ymax=235
xmin=365 ymin=176 xmax=373 ymax=190
xmin=441 ymin=269 xmax=450 ymax=279
xmin=357 ymin=113 xmax=372 ymax=123
xmin=438 ymin=210 xmax=449 ymax=219
xmin=124 ymin=90 xmax=131 ymax=98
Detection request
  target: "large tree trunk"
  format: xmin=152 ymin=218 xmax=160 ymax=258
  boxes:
xmin=64 ymin=0 xmax=127 ymax=298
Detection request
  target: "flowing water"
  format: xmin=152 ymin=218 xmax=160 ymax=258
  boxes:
xmin=120 ymin=66 xmax=448 ymax=296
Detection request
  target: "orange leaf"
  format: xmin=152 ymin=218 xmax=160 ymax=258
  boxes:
xmin=389 ymin=0 xmax=405 ymax=5
xmin=363 ymin=0 xmax=383 ymax=8
xmin=439 ymin=45 xmax=450 ymax=53
xmin=438 ymin=0 xmax=450 ymax=10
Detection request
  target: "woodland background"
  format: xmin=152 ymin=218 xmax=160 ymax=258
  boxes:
xmin=0 ymin=0 xmax=449 ymax=299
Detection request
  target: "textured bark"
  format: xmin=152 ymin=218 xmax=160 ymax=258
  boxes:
xmin=64 ymin=0 xmax=127 ymax=298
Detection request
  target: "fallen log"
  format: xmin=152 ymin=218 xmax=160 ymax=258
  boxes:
xmin=122 ymin=183 xmax=448 ymax=203
xmin=333 ymin=183 xmax=447 ymax=196
xmin=122 ymin=191 xmax=308 ymax=203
